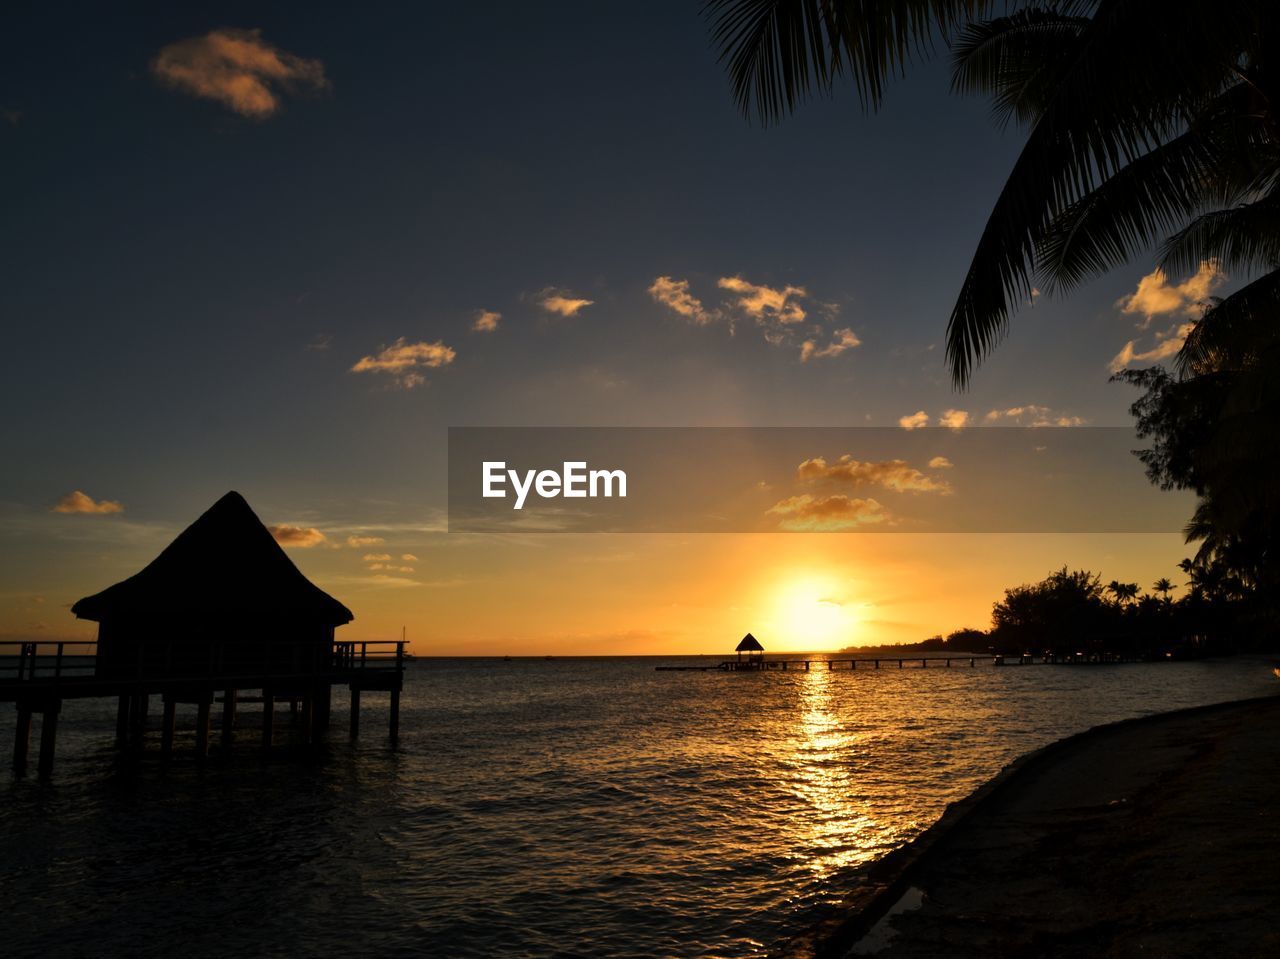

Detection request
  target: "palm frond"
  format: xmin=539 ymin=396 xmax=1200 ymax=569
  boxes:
xmin=702 ymin=0 xmax=995 ymax=124
xmin=950 ymin=8 xmax=1091 ymax=129
xmin=1161 ymin=195 xmax=1280 ymax=277
xmin=1178 ymin=268 xmax=1280 ymax=375
xmin=945 ymin=0 xmax=1262 ymax=385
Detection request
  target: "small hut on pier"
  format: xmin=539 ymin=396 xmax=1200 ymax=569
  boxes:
xmin=735 ymin=632 xmax=764 ymax=667
xmin=72 ymin=491 xmax=353 ymax=681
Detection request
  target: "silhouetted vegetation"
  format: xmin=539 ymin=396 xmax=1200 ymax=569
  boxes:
xmin=987 ymin=564 xmax=1268 ymax=658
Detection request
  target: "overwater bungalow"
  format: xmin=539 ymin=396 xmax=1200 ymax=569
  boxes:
xmin=735 ymin=632 xmax=764 ymax=667
xmin=74 ymin=490 xmax=353 ymax=683
xmin=2 ymin=491 xmax=404 ymax=776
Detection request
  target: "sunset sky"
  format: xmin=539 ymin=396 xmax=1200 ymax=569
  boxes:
xmin=0 ymin=3 xmax=1222 ymax=653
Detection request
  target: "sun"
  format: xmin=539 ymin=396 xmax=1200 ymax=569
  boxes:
xmin=768 ymin=576 xmax=857 ymax=650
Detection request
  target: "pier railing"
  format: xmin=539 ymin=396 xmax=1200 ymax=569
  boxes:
xmin=0 ymin=638 xmax=405 ymax=698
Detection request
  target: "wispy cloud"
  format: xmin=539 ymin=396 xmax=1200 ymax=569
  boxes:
xmin=928 ymin=456 xmax=953 ymax=469
xmin=898 ymin=410 xmax=929 ymax=430
xmin=649 ymin=273 xmax=854 ymax=360
xmin=52 ymin=491 xmax=123 ymax=515
xmin=367 ymin=562 xmax=414 ymax=573
xmin=268 ymin=524 xmax=327 ymax=547
xmin=346 ymin=534 xmax=385 ymax=548
xmin=648 ymin=276 xmax=717 ymax=325
xmin=796 ymin=456 xmax=951 ymax=494
xmin=536 ymin=288 xmax=594 ymax=317
xmin=351 ymin=338 xmax=456 ymax=389
xmin=800 ymin=327 xmax=861 ymax=362
xmin=151 ymin=28 xmax=328 ymax=119
xmin=938 ymin=409 xmax=970 ymax=429
xmin=305 ymin=332 xmax=332 ymax=351
xmin=983 ymin=405 xmax=1086 ymax=427
xmin=767 ymin=494 xmax=888 ymax=531
xmin=1117 ymin=262 xmax=1223 ymax=328
xmin=718 ymin=275 xmax=807 ymax=324
xmin=1109 ymin=322 xmax=1196 ymax=373
xmin=471 ymin=309 xmax=501 ymax=333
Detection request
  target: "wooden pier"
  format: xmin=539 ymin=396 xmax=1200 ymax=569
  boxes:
xmin=1 ymin=637 xmax=405 ymax=778
xmin=657 ymin=656 xmax=983 ymax=672
xmin=657 ymin=652 xmax=1154 ymax=672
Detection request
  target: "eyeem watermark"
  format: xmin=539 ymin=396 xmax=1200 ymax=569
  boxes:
xmin=482 ymin=461 xmax=627 ymax=510
xmin=448 ymin=427 xmax=1195 ymax=532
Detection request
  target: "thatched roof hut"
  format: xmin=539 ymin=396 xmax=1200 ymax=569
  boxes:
xmin=74 ymin=491 xmax=351 ymax=680
xmin=73 ymin=491 xmax=351 ymax=625
xmin=735 ymin=632 xmax=764 ymax=664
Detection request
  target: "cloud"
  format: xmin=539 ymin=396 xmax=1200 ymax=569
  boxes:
xmin=718 ymin=275 xmax=807 ymax=324
xmin=1109 ymin=322 xmax=1196 ymax=373
xmin=800 ymin=327 xmax=861 ymax=362
xmin=471 ymin=310 xmax=501 ymax=333
xmin=983 ymin=405 xmax=1087 ymax=427
xmin=401 ymin=553 xmax=419 ymax=562
xmin=367 ymin=562 xmax=414 ymax=573
xmin=767 ymin=494 xmax=888 ymax=531
xmin=928 ymin=456 xmax=953 ymax=469
xmin=150 ymin=28 xmax=328 ymax=119
xmin=362 ymin=553 xmax=392 ymax=562
xmin=1 ymin=107 xmax=20 ymax=125
xmin=898 ymin=410 xmax=929 ymax=430
xmin=52 ymin=491 xmax=124 ymax=514
xmin=351 ymin=337 xmax=456 ymax=389
xmin=305 ymin=333 xmax=332 ymax=351
xmin=1117 ymin=262 xmax=1224 ymax=326
xmin=268 ymin=524 xmax=327 ymax=548
xmin=649 ymin=276 xmax=716 ymax=325
xmin=796 ymin=456 xmax=951 ymax=494
xmin=938 ymin=409 xmax=970 ymax=429
xmin=537 ymin=288 xmax=594 ymax=317
xmin=346 ymin=534 xmax=385 ymax=548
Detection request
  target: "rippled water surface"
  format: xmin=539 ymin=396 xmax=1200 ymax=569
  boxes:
xmin=2 ymin=655 xmax=1276 ymax=958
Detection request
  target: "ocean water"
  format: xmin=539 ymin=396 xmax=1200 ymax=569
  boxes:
xmin=2 ymin=654 xmax=1276 ymax=958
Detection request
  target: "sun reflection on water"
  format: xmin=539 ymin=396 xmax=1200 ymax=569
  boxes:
xmin=787 ymin=665 xmax=879 ymax=880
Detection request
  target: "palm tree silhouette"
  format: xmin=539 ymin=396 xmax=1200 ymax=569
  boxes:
xmin=1153 ymin=577 xmax=1176 ymax=603
xmin=703 ymin=1 xmax=1277 ymax=385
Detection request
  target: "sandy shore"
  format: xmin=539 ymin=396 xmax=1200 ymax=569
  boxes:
xmin=794 ymin=695 xmax=1280 ymax=959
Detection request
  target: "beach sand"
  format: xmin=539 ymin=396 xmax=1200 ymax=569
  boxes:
xmin=803 ymin=695 xmax=1280 ymax=959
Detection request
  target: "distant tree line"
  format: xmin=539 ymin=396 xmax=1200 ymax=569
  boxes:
xmin=856 ymin=559 xmax=1271 ymax=658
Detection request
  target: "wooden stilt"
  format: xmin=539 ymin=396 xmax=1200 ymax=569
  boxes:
xmin=130 ymin=692 xmax=148 ymax=745
xmin=115 ymin=695 xmax=130 ymax=746
xmin=261 ymin=690 xmax=274 ymax=750
xmin=300 ymin=695 xmax=313 ymax=747
xmin=195 ymin=698 xmax=210 ymax=758
xmin=13 ymin=705 xmax=32 ymax=772
xmin=37 ymin=701 xmax=60 ymax=779
xmin=314 ymin=686 xmax=331 ymax=740
xmin=389 ymin=687 xmax=400 ymax=744
xmin=161 ymin=698 xmax=176 ymax=759
xmin=221 ymin=689 xmax=237 ymax=751
xmin=349 ymin=687 xmax=361 ymax=738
